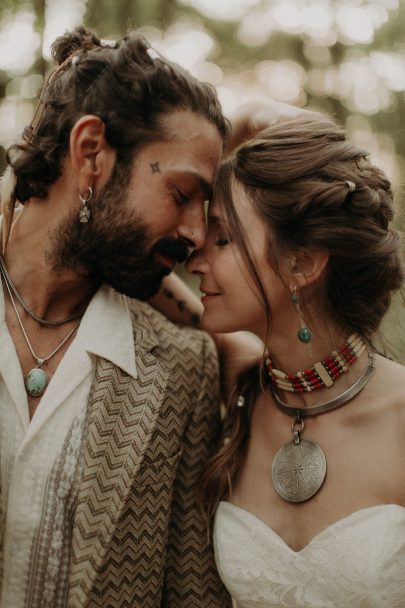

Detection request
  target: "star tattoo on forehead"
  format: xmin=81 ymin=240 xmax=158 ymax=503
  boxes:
xmin=150 ymin=162 xmax=161 ymax=174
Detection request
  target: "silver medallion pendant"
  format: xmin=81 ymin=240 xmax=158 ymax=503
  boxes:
xmin=272 ymin=438 xmax=326 ymax=503
xmin=25 ymin=367 xmax=48 ymax=398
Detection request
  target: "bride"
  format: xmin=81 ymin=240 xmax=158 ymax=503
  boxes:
xmin=154 ymin=110 xmax=405 ymax=607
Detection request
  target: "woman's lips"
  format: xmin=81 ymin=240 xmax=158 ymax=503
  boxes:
xmin=201 ymin=289 xmax=221 ymax=302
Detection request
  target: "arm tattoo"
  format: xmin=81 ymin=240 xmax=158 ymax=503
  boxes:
xmin=150 ymin=161 xmax=161 ymax=174
xmin=163 ymin=288 xmax=201 ymax=327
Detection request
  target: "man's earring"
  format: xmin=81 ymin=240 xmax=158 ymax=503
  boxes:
xmin=79 ymin=186 xmax=93 ymax=223
xmin=290 ymin=286 xmax=312 ymax=344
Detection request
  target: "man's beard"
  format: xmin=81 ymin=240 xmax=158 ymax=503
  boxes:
xmin=47 ymin=163 xmax=190 ymax=300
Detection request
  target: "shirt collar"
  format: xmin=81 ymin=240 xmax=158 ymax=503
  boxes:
xmin=77 ymin=284 xmax=137 ymax=379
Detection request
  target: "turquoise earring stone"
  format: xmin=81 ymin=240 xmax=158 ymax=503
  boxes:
xmin=25 ymin=368 xmax=48 ymax=397
xmin=298 ymin=327 xmax=312 ymax=344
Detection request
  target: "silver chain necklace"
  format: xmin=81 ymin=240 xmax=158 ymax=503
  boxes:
xmin=270 ymin=353 xmax=376 ymax=503
xmin=0 ymin=255 xmax=83 ymax=326
xmin=2 ymin=273 xmax=80 ymax=398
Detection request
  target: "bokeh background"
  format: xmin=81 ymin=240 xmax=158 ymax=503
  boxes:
xmin=0 ymin=0 xmax=404 ymax=360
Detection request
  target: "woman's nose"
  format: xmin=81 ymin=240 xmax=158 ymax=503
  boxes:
xmin=185 ymin=248 xmax=209 ymax=275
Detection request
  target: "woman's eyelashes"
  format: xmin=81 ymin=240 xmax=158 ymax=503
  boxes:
xmin=207 ymin=217 xmax=231 ymax=247
xmin=215 ymin=232 xmax=230 ymax=247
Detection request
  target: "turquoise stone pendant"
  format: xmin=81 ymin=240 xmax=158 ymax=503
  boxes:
xmin=25 ymin=367 xmax=48 ymax=397
xmin=298 ymin=326 xmax=312 ymax=344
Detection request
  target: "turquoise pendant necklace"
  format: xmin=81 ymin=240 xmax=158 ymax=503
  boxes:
xmin=1 ymin=271 xmax=80 ymax=398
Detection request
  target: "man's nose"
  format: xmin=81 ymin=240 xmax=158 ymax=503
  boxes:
xmin=178 ymin=205 xmax=207 ymax=250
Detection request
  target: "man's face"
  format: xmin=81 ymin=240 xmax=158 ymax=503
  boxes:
xmin=49 ymin=110 xmax=223 ymax=299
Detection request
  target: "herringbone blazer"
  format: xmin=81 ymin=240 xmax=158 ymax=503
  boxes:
xmin=67 ymin=299 xmax=232 ymax=608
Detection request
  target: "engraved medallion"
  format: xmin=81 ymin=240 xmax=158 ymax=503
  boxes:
xmin=272 ymin=439 xmax=326 ymax=503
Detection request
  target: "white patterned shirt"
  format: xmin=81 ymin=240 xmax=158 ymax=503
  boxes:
xmin=0 ymin=282 xmax=137 ymax=608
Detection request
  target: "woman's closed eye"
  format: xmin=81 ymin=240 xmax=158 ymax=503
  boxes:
xmin=215 ymin=233 xmax=230 ymax=247
xmin=207 ymin=214 xmax=231 ymax=247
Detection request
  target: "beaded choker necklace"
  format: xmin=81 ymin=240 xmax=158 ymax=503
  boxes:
xmin=266 ymin=333 xmax=365 ymax=393
xmin=265 ymin=333 xmax=375 ymax=504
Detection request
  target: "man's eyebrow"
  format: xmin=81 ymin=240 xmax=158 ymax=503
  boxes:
xmin=171 ymin=170 xmax=213 ymax=199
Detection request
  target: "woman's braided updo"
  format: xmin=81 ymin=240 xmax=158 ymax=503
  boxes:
xmin=219 ymin=114 xmax=403 ymax=339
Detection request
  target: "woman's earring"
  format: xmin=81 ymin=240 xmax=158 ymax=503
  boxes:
xmin=290 ymin=287 xmax=312 ymax=344
xmin=79 ymin=186 xmax=93 ymax=223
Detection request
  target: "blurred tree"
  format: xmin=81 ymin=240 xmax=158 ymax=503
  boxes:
xmin=0 ymin=0 xmax=404 ymax=358
xmin=0 ymin=0 xmax=403 ymax=215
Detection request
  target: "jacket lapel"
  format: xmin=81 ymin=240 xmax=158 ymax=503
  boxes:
xmin=68 ymin=307 xmax=170 ymax=607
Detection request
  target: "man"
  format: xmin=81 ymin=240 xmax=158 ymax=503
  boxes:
xmin=0 ymin=27 xmax=231 ymax=607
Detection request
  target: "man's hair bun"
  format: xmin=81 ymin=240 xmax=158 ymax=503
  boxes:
xmin=51 ymin=26 xmax=101 ymax=65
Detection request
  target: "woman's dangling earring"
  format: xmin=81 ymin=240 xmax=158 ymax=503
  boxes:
xmin=290 ymin=286 xmax=312 ymax=345
xmin=79 ymin=186 xmax=93 ymax=223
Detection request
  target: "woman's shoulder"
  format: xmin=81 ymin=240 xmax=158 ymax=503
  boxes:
xmin=373 ymin=353 xmax=405 ymax=414
xmin=374 ymin=353 xmax=405 ymax=382
xmin=370 ymin=355 xmax=405 ymax=501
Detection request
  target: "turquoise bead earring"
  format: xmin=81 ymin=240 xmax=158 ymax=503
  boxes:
xmin=290 ymin=287 xmax=312 ymax=344
xmin=298 ymin=326 xmax=312 ymax=344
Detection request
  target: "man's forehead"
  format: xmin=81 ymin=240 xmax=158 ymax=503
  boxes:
xmin=159 ymin=109 xmax=221 ymax=141
xmin=162 ymin=110 xmax=195 ymax=127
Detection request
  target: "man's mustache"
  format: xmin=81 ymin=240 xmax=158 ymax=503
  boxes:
xmin=152 ymin=236 xmax=191 ymax=264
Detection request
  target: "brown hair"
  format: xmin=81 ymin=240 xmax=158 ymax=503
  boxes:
xmin=6 ymin=26 xmax=228 ymax=202
xmin=201 ymin=113 xmax=404 ymax=518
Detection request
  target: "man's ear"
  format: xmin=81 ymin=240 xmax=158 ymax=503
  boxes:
xmin=69 ymin=115 xmax=116 ymax=194
xmin=284 ymin=248 xmax=329 ymax=288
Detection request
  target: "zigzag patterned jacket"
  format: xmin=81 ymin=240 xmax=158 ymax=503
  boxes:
xmin=67 ymin=300 xmax=232 ymax=608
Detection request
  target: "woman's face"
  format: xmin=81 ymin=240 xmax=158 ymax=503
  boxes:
xmin=186 ymin=179 xmax=287 ymax=338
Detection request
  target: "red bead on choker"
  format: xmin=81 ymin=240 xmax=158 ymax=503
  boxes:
xmin=266 ymin=333 xmax=366 ymax=393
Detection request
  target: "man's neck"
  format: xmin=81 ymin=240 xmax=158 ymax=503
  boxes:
xmin=3 ymin=205 xmax=98 ymax=322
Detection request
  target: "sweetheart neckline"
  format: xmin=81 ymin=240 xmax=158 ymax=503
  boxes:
xmin=216 ymin=501 xmax=405 ymax=554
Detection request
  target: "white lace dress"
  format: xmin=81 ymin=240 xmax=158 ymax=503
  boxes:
xmin=214 ymin=501 xmax=405 ymax=608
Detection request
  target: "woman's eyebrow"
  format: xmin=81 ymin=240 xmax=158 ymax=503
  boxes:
xmin=207 ymin=213 xmax=225 ymax=225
